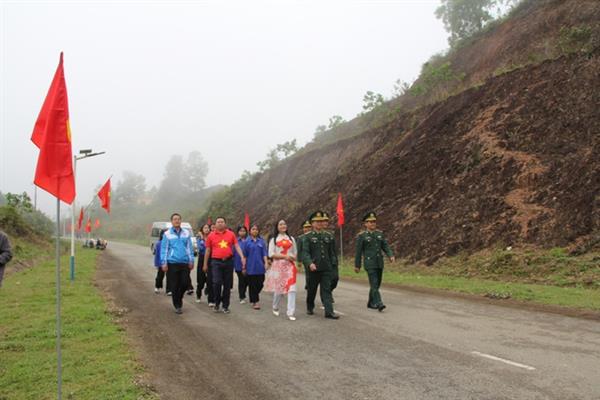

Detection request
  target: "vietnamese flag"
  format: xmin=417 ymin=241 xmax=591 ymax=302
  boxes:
xmin=77 ymin=207 xmax=84 ymax=230
xmin=336 ymin=192 xmax=345 ymax=227
xmin=31 ymin=52 xmax=75 ymax=204
xmin=94 ymin=218 xmax=101 ymax=229
xmin=244 ymin=212 xmax=250 ymax=230
xmin=85 ymin=217 xmax=92 ymax=233
xmin=97 ymin=178 xmax=111 ymax=213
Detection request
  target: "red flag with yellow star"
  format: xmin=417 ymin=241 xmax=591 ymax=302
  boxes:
xmin=31 ymin=52 xmax=75 ymax=204
xmin=97 ymin=178 xmax=111 ymax=213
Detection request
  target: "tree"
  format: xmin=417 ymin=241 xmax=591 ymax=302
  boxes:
xmin=256 ymin=139 xmax=299 ymax=172
xmin=156 ymin=155 xmax=188 ymax=201
xmin=113 ymin=171 xmax=147 ymax=205
xmin=5 ymin=192 xmax=33 ymax=212
xmin=314 ymin=125 xmax=328 ymax=139
xmin=183 ymin=151 xmax=209 ymax=192
xmin=362 ymin=91 xmax=385 ymax=113
xmin=435 ymin=0 xmax=517 ymax=47
xmin=392 ymin=79 xmax=410 ymax=98
xmin=328 ymin=115 xmax=346 ymax=130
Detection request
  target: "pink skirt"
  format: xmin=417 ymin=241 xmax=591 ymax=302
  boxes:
xmin=264 ymin=259 xmax=297 ymax=294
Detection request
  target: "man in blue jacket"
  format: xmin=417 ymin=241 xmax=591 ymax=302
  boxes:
xmin=161 ymin=213 xmax=195 ymax=314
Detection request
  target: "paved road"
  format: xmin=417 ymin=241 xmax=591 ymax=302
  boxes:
xmin=98 ymin=242 xmax=600 ymax=400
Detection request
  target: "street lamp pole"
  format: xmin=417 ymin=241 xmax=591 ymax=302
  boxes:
xmin=70 ymin=149 xmax=106 ymax=281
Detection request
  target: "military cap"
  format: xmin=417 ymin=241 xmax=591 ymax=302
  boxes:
xmin=310 ymin=211 xmax=329 ymax=222
xmin=362 ymin=211 xmax=377 ymax=222
xmin=302 ymin=220 xmax=312 ymax=228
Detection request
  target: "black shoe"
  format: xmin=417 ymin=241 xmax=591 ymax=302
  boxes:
xmin=325 ymin=313 xmax=339 ymax=320
xmin=306 ymin=309 xmax=314 ymax=315
xmin=213 ymin=306 xmax=221 ymax=313
xmin=223 ymin=308 xmax=230 ymax=314
xmin=186 ymin=290 xmax=194 ymax=295
xmin=367 ymin=304 xmax=378 ymax=309
xmin=175 ymin=308 xmax=182 ymax=314
xmin=377 ymin=304 xmax=386 ymax=312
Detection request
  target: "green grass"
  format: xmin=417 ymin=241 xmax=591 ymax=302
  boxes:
xmin=0 ymin=246 xmax=156 ymax=400
xmin=339 ymin=247 xmax=600 ymax=311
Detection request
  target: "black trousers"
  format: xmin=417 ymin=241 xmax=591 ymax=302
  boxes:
xmin=205 ymin=259 xmax=214 ymax=303
xmin=155 ymin=268 xmax=165 ymax=289
xmin=211 ymin=258 xmax=234 ymax=309
xmin=196 ymin=264 xmax=207 ymax=299
xmin=167 ymin=263 xmax=191 ymax=309
xmin=306 ymin=269 xmax=334 ymax=316
xmin=236 ymin=270 xmax=249 ymax=300
xmin=330 ymin=266 xmax=339 ymax=294
xmin=247 ymin=274 xmax=265 ymax=303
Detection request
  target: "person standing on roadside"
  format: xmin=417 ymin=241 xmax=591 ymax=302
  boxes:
xmin=0 ymin=230 xmax=13 ymax=288
xmin=203 ymin=217 xmax=246 ymax=314
xmin=160 ymin=213 xmax=195 ymax=314
xmin=297 ymin=219 xmax=312 ymax=291
xmin=354 ymin=212 xmax=395 ymax=312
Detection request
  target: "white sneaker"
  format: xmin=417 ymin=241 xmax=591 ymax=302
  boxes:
xmin=166 ymin=292 xmax=172 ymax=296
xmin=272 ymin=309 xmax=280 ymax=317
xmin=288 ymin=316 xmax=296 ymax=321
xmin=195 ymin=298 xmax=201 ymax=303
xmin=208 ymin=302 xmax=215 ymax=308
xmin=154 ymin=288 xmax=160 ymax=294
xmin=240 ymin=299 xmax=246 ymax=304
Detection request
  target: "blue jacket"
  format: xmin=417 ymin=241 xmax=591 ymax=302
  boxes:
xmin=160 ymin=227 xmax=195 ymax=265
xmin=244 ymin=237 xmax=267 ymax=275
xmin=153 ymin=240 xmax=162 ymax=268
xmin=233 ymin=237 xmax=247 ymax=272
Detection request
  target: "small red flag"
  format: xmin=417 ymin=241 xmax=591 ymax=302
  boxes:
xmin=97 ymin=178 xmax=111 ymax=213
xmin=94 ymin=218 xmax=101 ymax=229
xmin=31 ymin=52 xmax=75 ymax=204
xmin=207 ymin=216 xmax=213 ymax=225
xmin=336 ymin=192 xmax=345 ymax=227
xmin=85 ymin=218 xmax=92 ymax=233
xmin=77 ymin=207 xmax=84 ymax=230
xmin=244 ymin=212 xmax=250 ymax=230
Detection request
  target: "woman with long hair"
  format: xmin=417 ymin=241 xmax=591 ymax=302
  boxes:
xmin=195 ymin=224 xmax=211 ymax=303
xmin=234 ymin=225 xmax=249 ymax=303
xmin=264 ymin=219 xmax=298 ymax=320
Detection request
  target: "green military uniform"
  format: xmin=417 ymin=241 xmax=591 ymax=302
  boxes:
xmin=301 ymin=211 xmax=338 ymax=317
xmin=355 ymin=212 xmax=393 ymax=310
xmin=322 ymin=211 xmax=339 ymax=297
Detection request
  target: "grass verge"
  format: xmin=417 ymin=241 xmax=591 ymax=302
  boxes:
xmin=0 ymin=246 xmax=156 ymax=400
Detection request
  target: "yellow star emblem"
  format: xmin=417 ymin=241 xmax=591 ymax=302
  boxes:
xmin=218 ymin=240 xmax=228 ymax=249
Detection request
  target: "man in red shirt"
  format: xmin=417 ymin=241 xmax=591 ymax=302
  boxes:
xmin=203 ymin=217 xmax=246 ymax=313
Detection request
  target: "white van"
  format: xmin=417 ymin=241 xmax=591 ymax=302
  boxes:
xmin=150 ymin=221 xmax=197 ymax=255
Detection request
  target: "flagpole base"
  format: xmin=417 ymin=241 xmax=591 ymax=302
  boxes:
xmin=70 ymin=256 xmax=75 ymax=281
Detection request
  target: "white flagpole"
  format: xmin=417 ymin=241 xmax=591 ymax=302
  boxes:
xmin=55 ymin=198 xmax=62 ymax=399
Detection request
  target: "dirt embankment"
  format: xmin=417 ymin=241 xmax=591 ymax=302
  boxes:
xmin=212 ymin=0 xmax=600 ymax=262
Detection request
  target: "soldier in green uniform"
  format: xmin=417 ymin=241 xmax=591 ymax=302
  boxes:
xmin=297 ymin=219 xmax=312 ymax=291
xmin=321 ymin=211 xmax=338 ymax=303
xmin=301 ymin=211 xmax=339 ymax=319
xmin=354 ymin=212 xmax=395 ymax=312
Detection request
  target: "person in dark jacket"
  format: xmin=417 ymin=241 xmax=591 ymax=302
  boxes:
xmin=0 ymin=230 xmax=13 ymax=288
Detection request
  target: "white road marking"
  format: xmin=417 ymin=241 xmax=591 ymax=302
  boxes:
xmin=471 ymin=351 xmax=536 ymax=371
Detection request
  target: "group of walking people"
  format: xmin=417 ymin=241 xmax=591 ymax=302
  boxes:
xmin=152 ymin=209 xmax=394 ymax=320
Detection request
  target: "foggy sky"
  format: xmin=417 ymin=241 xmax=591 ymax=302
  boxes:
xmin=0 ymin=0 xmax=447 ymax=217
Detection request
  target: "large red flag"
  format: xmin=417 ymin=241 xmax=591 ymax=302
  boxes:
xmin=85 ymin=217 xmax=92 ymax=233
xmin=244 ymin=212 xmax=250 ymax=230
xmin=77 ymin=207 xmax=84 ymax=230
xmin=94 ymin=218 xmax=101 ymax=229
xmin=31 ymin=52 xmax=75 ymax=204
xmin=97 ymin=178 xmax=111 ymax=213
xmin=336 ymin=192 xmax=345 ymax=227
